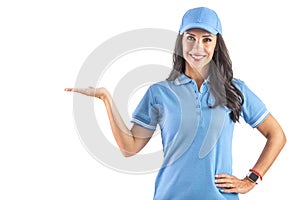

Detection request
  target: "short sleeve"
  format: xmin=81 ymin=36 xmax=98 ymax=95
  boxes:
xmin=234 ymin=79 xmax=270 ymax=128
xmin=130 ymin=86 xmax=159 ymax=131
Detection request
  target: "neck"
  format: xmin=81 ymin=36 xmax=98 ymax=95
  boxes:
xmin=184 ymin=63 xmax=209 ymax=90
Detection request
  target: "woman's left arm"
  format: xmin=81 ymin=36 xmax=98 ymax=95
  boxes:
xmin=215 ymin=114 xmax=286 ymax=193
xmin=248 ymin=113 xmax=286 ymax=178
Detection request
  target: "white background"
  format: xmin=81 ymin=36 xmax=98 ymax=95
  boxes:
xmin=1 ymin=0 xmax=299 ymax=199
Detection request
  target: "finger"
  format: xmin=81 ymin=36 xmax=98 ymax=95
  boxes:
xmin=65 ymin=88 xmax=87 ymax=94
xmin=215 ymin=174 xmax=231 ymax=179
xmin=215 ymin=179 xmax=233 ymax=184
xmin=64 ymin=88 xmax=74 ymax=92
xmin=220 ymin=188 xmax=237 ymax=193
xmin=64 ymin=88 xmax=84 ymax=93
xmin=215 ymin=178 xmax=232 ymax=183
xmin=72 ymin=88 xmax=84 ymax=93
xmin=215 ymin=176 xmax=233 ymax=184
xmin=215 ymin=182 xmax=234 ymax=189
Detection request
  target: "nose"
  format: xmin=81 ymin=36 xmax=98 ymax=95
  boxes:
xmin=193 ymin=40 xmax=204 ymax=51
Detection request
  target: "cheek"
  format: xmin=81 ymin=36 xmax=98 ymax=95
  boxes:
xmin=181 ymin=43 xmax=188 ymax=57
xmin=182 ymin=42 xmax=193 ymax=54
xmin=206 ymin=45 xmax=216 ymax=56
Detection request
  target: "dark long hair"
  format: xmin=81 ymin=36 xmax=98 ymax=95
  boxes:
xmin=167 ymin=33 xmax=244 ymax=122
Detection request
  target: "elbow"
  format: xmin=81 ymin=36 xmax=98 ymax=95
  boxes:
xmin=281 ymin=132 xmax=287 ymax=148
xmin=122 ymin=152 xmax=135 ymax=157
xmin=121 ymin=149 xmax=138 ymax=157
xmin=268 ymin=130 xmax=287 ymax=150
xmin=277 ymin=129 xmax=287 ymax=149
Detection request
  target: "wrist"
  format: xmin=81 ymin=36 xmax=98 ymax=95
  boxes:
xmin=243 ymin=176 xmax=257 ymax=186
xmin=249 ymin=169 xmax=263 ymax=181
xmin=96 ymin=87 xmax=109 ymax=100
xmin=246 ymin=169 xmax=263 ymax=184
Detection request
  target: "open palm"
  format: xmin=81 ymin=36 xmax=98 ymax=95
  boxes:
xmin=64 ymin=86 xmax=107 ymax=100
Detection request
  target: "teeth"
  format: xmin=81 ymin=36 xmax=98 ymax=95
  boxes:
xmin=191 ymin=55 xmax=204 ymax=60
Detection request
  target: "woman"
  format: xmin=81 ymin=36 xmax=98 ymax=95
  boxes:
xmin=65 ymin=7 xmax=286 ymax=199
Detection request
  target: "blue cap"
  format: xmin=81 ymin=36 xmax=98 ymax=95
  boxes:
xmin=179 ymin=7 xmax=222 ymax=35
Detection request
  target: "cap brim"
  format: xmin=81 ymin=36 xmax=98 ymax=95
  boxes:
xmin=180 ymin=23 xmax=218 ymax=35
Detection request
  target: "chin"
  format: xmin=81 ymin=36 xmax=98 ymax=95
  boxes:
xmin=187 ymin=61 xmax=207 ymax=69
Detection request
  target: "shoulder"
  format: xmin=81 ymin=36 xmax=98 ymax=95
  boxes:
xmin=231 ymin=78 xmax=247 ymax=91
xmin=147 ymin=79 xmax=180 ymax=103
xmin=142 ymin=80 xmax=171 ymax=101
xmin=232 ymin=78 xmax=245 ymax=87
xmin=232 ymin=78 xmax=265 ymax=104
xmin=149 ymin=79 xmax=173 ymax=91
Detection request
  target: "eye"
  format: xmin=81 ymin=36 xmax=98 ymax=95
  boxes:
xmin=186 ymin=35 xmax=196 ymax=41
xmin=203 ymin=38 xmax=212 ymax=43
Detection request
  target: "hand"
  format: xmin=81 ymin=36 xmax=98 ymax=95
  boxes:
xmin=215 ymin=174 xmax=256 ymax=194
xmin=64 ymin=86 xmax=108 ymax=100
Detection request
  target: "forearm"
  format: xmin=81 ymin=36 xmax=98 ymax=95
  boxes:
xmin=65 ymin=86 xmax=148 ymax=156
xmin=251 ymin=114 xmax=286 ymax=177
xmin=215 ymin=115 xmax=286 ymax=194
xmin=251 ymin=130 xmax=286 ymax=177
xmin=100 ymin=90 xmax=137 ymax=155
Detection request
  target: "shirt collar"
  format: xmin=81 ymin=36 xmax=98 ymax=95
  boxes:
xmin=174 ymin=73 xmax=210 ymax=86
xmin=174 ymin=73 xmax=192 ymax=85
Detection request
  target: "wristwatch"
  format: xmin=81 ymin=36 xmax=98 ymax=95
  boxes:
xmin=246 ymin=171 xmax=260 ymax=184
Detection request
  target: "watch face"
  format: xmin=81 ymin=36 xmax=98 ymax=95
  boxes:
xmin=248 ymin=172 xmax=259 ymax=182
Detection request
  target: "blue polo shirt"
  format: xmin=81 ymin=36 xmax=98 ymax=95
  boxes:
xmin=131 ymin=73 xmax=269 ymax=200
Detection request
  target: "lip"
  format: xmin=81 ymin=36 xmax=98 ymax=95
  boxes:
xmin=189 ymin=54 xmax=206 ymax=61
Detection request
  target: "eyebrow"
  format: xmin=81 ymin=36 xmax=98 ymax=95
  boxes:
xmin=186 ymin=32 xmax=214 ymax=37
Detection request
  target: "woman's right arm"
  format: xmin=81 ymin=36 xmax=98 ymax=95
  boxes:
xmin=65 ymin=87 xmax=155 ymax=157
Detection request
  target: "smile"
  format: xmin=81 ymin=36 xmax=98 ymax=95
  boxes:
xmin=190 ymin=54 xmax=206 ymax=61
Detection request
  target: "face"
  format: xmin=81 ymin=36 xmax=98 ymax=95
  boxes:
xmin=182 ymin=28 xmax=217 ymax=75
